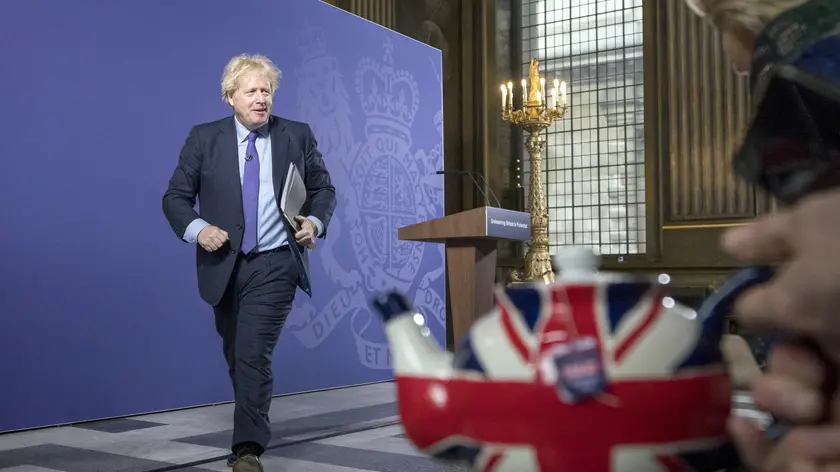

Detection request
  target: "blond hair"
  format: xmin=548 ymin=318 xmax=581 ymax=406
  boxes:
xmin=688 ymin=0 xmax=808 ymax=32
xmin=220 ymin=54 xmax=281 ymax=101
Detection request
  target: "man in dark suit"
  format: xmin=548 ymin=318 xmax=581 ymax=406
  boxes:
xmin=162 ymin=54 xmax=336 ymax=472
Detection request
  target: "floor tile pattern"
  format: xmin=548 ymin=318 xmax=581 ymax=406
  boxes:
xmin=0 ymin=383 xmax=464 ymax=471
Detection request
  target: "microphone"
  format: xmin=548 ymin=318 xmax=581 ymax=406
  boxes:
xmin=472 ymin=171 xmax=502 ymax=208
xmin=435 ymin=169 xmax=501 ymax=208
xmin=245 ymin=155 xmax=253 ymax=162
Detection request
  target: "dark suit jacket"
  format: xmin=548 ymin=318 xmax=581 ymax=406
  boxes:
xmin=162 ymin=115 xmax=336 ymax=306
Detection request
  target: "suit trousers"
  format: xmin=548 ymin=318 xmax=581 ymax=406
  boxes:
xmin=212 ymin=246 xmax=298 ymax=452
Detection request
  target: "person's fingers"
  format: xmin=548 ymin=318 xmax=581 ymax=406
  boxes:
xmin=721 ymin=212 xmax=796 ymax=264
xmin=784 ymin=426 xmax=840 ymax=462
xmin=220 ymin=229 xmax=229 ymax=239
xmin=768 ymin=343 xmax=825 ymax=388
xmin=730 ymin=190 xmax=840 ymax=341
xmin=211 ymin=234 xmax=226 ymax=248
xmin=721 ymin=334 xmax=762 ymax=388
xmin=752 ymin=373 xmax=825 ymax=422
xmin=768 ymin=457 xmax=818 ymax=472
xmin=729 ymin=415 xmax=772 ymax=470
xmin=733 ymin=262 xmax=824 ymax=336
xmin=733 ymin=283 xmax=791 ymax=333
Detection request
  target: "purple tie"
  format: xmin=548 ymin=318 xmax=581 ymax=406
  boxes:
xmin=241 ymin=130 xmax=260 ymax=254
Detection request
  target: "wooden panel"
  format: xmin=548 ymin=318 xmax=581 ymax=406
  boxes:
xmin=660 ymin=225 xmax=746 ymax=268
xmin=659 ymin=0 xmax=754 ymax=223
xmin=755 ymin=187 xmax=780 ymax=215
xmin=342 ymin=0 xmax=396 ymax=29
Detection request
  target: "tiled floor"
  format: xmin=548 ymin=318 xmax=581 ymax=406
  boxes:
xmin=0 ymin=383 xmax=466 ymax=472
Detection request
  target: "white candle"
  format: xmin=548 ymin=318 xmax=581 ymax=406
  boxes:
xmin=560 ymin=81 xmax=567 ymax=106
xmin=553 ymin=79 xmax=559 ymax=108
xmin=521 ymin=79 xmax=527 ymax=106
xmin=536 ymin=91 xmax=541 ymax=105
xmin=500 ymin=84 xmax=507 ymax=111
xmin=507 ymin=82 xmax=513 ymax=109
xmin=539 ymin=77 xmax=545 ymax=105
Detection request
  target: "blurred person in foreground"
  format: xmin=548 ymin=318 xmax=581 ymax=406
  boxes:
xmin=686 ymin=0 xmax=840 ymax=470
xmin=162 ymin=54 xmax=336 ymax=472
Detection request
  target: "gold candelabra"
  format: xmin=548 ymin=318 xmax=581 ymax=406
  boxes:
xmin=502 ymin=58 xmax=569 ymax=284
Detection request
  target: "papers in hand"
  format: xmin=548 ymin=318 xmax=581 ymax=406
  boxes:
xmin=280 ymin=162 xmax=315 ymax=249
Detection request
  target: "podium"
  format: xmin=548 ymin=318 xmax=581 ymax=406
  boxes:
xmin=398 ymin=206 xmax=531 ymax=345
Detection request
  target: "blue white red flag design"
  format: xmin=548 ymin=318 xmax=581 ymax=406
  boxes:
xmin=387 ymin=280 xmax=733 ymax=472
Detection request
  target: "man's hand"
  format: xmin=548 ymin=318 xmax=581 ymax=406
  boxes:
xmin=721 ymin=188 xmax=840 ymax=363
xmin=730 ymin=344 xmax=840 ymax=471
xmin=197 ymin=225 xmax=229 ymax=252
xmin=294 ymin=216 xmax=317 ymax=247
xmin=729 ymin=416 xmax=840 ymax=471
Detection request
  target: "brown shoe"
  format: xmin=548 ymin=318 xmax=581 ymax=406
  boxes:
xmin=232 ymin=454 xmax=263 ymax=472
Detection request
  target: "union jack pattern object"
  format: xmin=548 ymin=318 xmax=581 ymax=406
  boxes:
xmin=371 ymin=247 xmax=744 ymax=472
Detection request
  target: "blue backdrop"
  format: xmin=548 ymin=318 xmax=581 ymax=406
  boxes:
xmin=0 ymin=0 xmax=445 ymax=433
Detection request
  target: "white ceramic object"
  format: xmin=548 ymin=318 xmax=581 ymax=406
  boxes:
xmin=372 ymin=246 xmax=769 ymax=472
